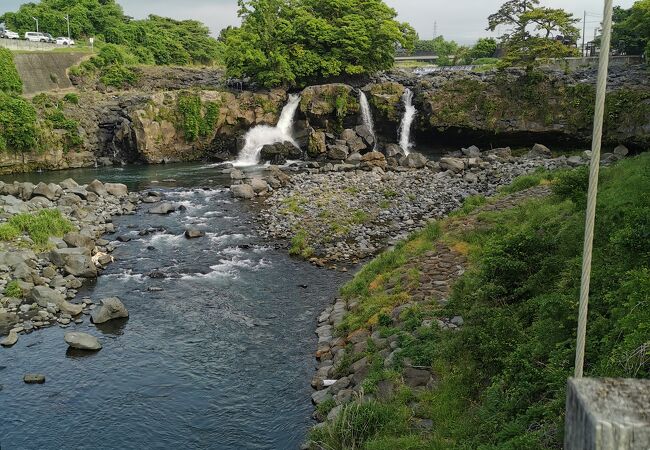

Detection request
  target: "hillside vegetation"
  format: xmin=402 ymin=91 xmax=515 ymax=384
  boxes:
xmin=311 ymin=154 xmax=649 ymax=449
xmin=1 ymin=0 xmax=222 ymax=66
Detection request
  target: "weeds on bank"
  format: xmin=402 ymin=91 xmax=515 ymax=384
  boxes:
xmin=0 ymin=209 xmax=74 ymax=249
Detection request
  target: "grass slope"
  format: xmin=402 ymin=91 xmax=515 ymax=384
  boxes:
xmin=311 ymin=154 xmax=649 ymax=449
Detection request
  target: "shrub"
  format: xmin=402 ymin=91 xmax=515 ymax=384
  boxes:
xmin=63 ymin=93 xmax=80 ymax=105
xmin=0 ymin=92 xmax=38 ymax=153
xmin=4 ymin=280 xmax=23 ymax=298
xmin=8 ymin=209 xmax=74 ymax=248
xmin=100 ymin=64 xmax=139 ymax=88
xmin=0 ymin=48 xmax=22 ymax=94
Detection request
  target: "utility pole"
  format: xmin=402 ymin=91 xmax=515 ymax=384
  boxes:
xmin=32 ymin=16 xmax=38 ymax=33
xmin=65 ymin=14 xmax=70 ymax=39
xmin=582 ymin=11 xmax=587 ymax=57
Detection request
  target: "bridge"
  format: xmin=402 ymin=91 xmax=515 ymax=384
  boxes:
xmin=395 ymin=51 xmax=438 ymax=62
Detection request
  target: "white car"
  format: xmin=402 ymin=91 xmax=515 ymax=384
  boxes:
xmin=55 ymin=37 xmax=75 ymax=45
xmin=1 ymin=29 xmax=20 ymax=39
xmin=24 ymin=32 xmax=48 ymax=42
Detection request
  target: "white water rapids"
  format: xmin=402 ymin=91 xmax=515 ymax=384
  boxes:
xmin=234 ymin=94 xmax=301 ymax=167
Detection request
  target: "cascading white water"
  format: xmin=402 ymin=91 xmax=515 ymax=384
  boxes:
xmin=358 ymin=91 xmax=377 ymax=150
xmin=398 ymin=88 xmax=417 ymax=155
xmin=234 ymin=94 xmax=301 ymax=167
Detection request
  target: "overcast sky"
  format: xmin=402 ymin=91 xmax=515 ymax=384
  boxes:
xmin=2 ymin=0 xmax=637 ymax=45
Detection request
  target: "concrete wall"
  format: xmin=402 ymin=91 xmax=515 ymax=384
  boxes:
xmin=542 ymin=56 xmax=644 ymax=72
xmin=12 ymin=52 xmax=87 ymax=95
xmin=0 ymin=39 xmax=58 ymax=52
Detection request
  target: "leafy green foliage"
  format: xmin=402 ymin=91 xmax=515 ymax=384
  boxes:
xmin=5 ymin=209 xmax=74 ymax=248
xmin=611 ymin=1 xmax=650 ymax=57
xmin=99 ymin=64 xmax=139 ymax=88
xmin=488 ymin=0 xmax=580 ymax=67
xmin=4 ymin=280 xmax=23 ymax=298
xmin=330 ymin=155 xmax=649 ymax=448
xmin=176 ymin=93 xmax=221 ymax=142
xmin=0 ymin=92 xmax=38 ymax=153
xmin=469 ymin=38 xmax=498 ymax=61
xmin=0 ymin=48 xmax=23 ymax=94
xmin=1 ymin=1 xmax=223 ymax=66
xmin=63 ymin=93 xmax=80 ymax=105
xmin=224 ymin=0 xmax=415 ymax=87
xmin=310 ymin=400 xmax=412 ymax=449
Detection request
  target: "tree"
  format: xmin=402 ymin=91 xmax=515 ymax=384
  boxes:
xmin=224 ymin=0 xmax=416 ymax=87
xmin=488 ymin=0 xmax=580 ymax=67
xmin=469 ymin=38 xmax=498 ymax=60
xmin=611 ymin=0 xmax=650 ymax=56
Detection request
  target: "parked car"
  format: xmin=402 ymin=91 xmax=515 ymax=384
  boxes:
xmin=1 ymin=29 xmax=20 ymax=39
xmin=24 ymin=32 xmax=48 ymax=42
xmin=55 ymin=36 xmax=75 ymax=45
xmin=43 ymin=33 xmax=56 ymax=43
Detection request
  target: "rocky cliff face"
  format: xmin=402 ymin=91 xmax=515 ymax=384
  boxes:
xmin=2 ymin=65 xmax=648 ymax=174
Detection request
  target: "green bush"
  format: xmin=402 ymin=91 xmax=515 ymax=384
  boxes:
xmin=100 ymin=64 xmax=139 ymax=88
xmin=7 ymin=209 xmax=74 ymax=248
xmin=0 ymin=92 xmax=38 ymax=153
xmin=0 ymin=48 xmax=22 ymax=94
xmin=63 ymin=93 xmax=80 ymax=105
xmin=4 ymin=280 xmax=23 ymax=298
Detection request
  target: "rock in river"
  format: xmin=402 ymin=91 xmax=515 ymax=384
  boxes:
xmin=184 ymin=228 xmax=206 ymax=239
xmin=23 ymin=374 xmax=46 ymax=384
xmin=91 ymin=297 xmax=129 ymax=324
xmin=49 ymin=247 xmax=97 ymax=278
xmin=64 ymin=332 xmax=102 ymax=351
xmin=0 ymin=329 xmax=18 ymax=347
xmin=149 ymin=202 xmax=177 ymax=214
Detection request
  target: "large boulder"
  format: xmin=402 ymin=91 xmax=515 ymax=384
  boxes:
xmin=355 ymin=125 xmax=375 ymax=149
xmin=231 ymin=184 xmax=255 ymax=199
xmin=361 ymin=151 xmax=387 ymax=170
xmin=91 ymin=297 xmax=129 ymax=324
xmin=385 ymin=144 xmax=405 ymax=159
xmin=327 ymin=144 xmax=349 ymax=161
xmin=340 ymin=129 xmax=367 ymax=153
xmin=149 ymin=202 xmax=177 ymax=214
xmin=64 ymin=332 xmax=102 ymax=351
xmin=400 ymin=152 xmax=428 ymax=169
xmin=461 ymin=145 xmax=481 ymax=157
xmin=49 ymin=247 xmax=97 ymax=278
xmin=104 ymin=183 xmax=128 ymax=198
xmin=29 ymin=286 xmax=83 ymax=315
xmin=87 ymin=179 xmax=108 ymax=197
xmin=439 ymin=157 xmax=466 ymax=173
xmin=259 ymin=141 xmax=301 ymax=165
xmin=32 ymin=182 xmax=59 ymax=201
xmin=307 ymin=130 xmax=327 ymax=158
xmin=63 ymin=232 xmax=95 ymax=250
xmin=59 ymin=178 xmax=79 ymax=190
xmin=528 ymin=143 xmax=552 ymax=159
xmin=250 ymin=178 xmax=269 ymax=194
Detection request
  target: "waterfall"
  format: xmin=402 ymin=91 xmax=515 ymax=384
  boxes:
xmin=398 ymin=88 xmax=417 ymax=155
xmin=234 ymin=94 xmax=301 ymax=167
xmin=358 ymin=91 xmax=377 ymax=150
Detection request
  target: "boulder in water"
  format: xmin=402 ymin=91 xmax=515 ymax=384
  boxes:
xmin=149 ymin=202 xmax=177 ymax=214
xmin=259 ymin=142 xmax=301 ymax=165
xmin=91 ymin=297 xmax=129 ymax=324
xmin=64 ymin=332 xmax=102 ymax=351
xmin=184 ymin=228 xmax=206 ymax=239
xmin=231 ymin=184 xmax=255 ymax=199
xmin=1 ymin=330 xmax=18 ymax=347
xmin=142 ymin=191 xmax=163 ymax=203
xmin=251 ymin=178 xmax=269 ymax=194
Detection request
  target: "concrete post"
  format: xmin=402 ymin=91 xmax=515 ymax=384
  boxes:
xmin=565 ymin=378 xmax=650 ymax=449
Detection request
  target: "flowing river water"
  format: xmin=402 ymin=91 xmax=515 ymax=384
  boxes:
xmin=0 ymin=163 xmax=350 ymax=449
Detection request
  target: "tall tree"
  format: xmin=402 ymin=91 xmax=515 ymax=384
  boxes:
xmin=488 ymin=0 xmax=579 ymax=67
xmin=224 ymin=0 xmax=416 ymax=87
xmin=611 ymin=0 xmax=650 ymax=56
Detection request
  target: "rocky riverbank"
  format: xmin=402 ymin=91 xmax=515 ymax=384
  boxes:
xmin=0 ymin=178 xmax=139 ymax=347
xmin=240 ymin=144 xmax=616 ymax=266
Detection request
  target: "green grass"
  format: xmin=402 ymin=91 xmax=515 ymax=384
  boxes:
xmin=0 ymin=209 xmax=74 ymax=249
xmin=316 ymin=154 xmax=650 ymax=449
xmin=289 ymin=229 xmax=314 ymax=259
xmin=4 ymin=280 xmax=23 ymax=298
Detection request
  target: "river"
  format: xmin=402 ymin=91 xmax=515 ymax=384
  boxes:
xmin=0 ymin=163 xmax=350 ymax=449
